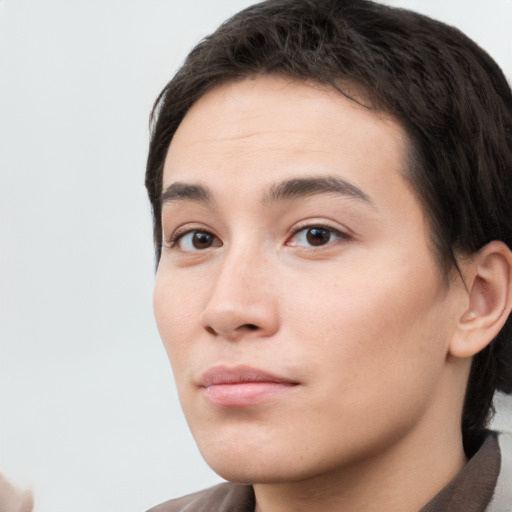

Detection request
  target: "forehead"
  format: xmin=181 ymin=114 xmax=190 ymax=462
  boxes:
xmin=163 ymin=76 xmax=412 ymax=213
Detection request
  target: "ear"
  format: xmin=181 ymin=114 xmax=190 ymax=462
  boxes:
xmin=450 ymin=241 xmax=512 ymax=359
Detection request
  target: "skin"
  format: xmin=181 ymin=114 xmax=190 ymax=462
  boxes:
xmin=153 ymin=76 xmax=474 ymax=512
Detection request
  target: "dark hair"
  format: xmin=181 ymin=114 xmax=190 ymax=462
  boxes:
xmin=146 ymin=0 xmax=512 ymax=453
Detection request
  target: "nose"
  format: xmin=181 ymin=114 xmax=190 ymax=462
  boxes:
xmin=199 ymin=248 xmax=279 ymax=341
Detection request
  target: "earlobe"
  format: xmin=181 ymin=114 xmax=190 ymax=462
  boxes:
xmin=450 ymin=241 xmax=512 ymax=359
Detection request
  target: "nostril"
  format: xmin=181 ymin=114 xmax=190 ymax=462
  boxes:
xmin=203 ymin=321 xmax=262 ymax=338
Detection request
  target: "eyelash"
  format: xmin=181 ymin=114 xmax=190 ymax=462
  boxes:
xmin=287 ymin=224 xmax=350 ymax=248
xmin=167 ymin=227 xmax=220 ymax=250
xmin=166 ymin=223 xmax=350 ymax=252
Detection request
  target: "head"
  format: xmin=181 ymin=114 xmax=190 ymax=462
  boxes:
xmin=147 ymin=0 xmax=512 ymax=473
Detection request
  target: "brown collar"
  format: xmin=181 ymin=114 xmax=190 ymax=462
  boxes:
xmin=419 ymin=431 xmax=500 ymax=512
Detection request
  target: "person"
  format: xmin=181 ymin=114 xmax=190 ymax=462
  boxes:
xmin=0 ymin=475 xmax=33 ymax=512
xmin=145 ymin=0 xmax=512 ymax=510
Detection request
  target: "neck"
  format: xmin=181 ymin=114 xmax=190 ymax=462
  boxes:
xmin=253 ymin=422 xmax=467 ymax=512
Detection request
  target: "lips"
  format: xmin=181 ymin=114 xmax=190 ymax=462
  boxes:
xmin=198 ymin=365 xmax=298 ymax=407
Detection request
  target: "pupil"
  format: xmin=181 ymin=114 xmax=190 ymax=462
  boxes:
xmin=192 ymin=232 xmax=212 ymax=249
xmin=306 ymin=227 xmax=330 ymax=246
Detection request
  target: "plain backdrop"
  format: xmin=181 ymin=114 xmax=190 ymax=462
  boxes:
xmin=1 ymin=1 xmax=511 ymax=511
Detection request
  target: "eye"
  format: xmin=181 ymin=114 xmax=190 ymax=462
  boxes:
xmin=171 ymin=229 xmax=221 ymax=252
xmin=288 ymin=225 xmax=347 ymax=248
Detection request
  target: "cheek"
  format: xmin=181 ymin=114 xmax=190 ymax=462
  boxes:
xmin=283 ymin=252 xmax=450 ymax=402
xmin=153 ymin=272 xmax=202 ymax=373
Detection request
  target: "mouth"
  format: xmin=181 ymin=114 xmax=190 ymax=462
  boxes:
xmin=198 ymin=365 xmax=299 ymax=407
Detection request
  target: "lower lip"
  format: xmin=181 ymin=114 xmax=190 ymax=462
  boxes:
xmin=203 ymin=382 xmax=296 ymax=407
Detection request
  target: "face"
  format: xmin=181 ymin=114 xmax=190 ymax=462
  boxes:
xmin=153 ymin=76 xmax=464 ymax=484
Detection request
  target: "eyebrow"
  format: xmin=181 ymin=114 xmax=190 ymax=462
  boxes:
xmin=161 ymin=175 xmax=373 ymax=208
xmin=161 ymin=182 xmax=213 ymax=204
xmin=262 ymin=176 xmax=373 ymax=206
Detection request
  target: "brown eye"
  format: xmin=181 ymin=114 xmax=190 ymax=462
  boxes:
xmin=191 ymin=231 xmax=214 ymax=249
xmin=287 ymin=225 xmax=347 ymax=248
xmin=174 ymin=230 xmax=221 ymax=251
xmin=305 ymin=227 xmax=331 ymax=246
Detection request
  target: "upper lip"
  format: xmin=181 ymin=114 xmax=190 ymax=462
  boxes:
xmin=198 ymin=365 xmax=297 ymax=387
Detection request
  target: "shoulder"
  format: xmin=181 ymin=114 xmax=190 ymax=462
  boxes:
xmin=147 ymin=482 xmax=255 ymax=512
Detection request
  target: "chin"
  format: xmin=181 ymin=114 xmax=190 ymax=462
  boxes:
xmin=194 ymin=433 xmax=351 ymax=485
xmin=195 ymin=434 xmax=310 ymax=484
xmin=204 ymin=455 xmax=305 ymax=485
xmin=197 ymin=441 xmax=273 ymax=482
xmin=192 ymin=414 xmax=417 ymax=486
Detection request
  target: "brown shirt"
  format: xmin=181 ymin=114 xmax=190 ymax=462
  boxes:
xmin=148 ymin=433 xmax=502 ymax=512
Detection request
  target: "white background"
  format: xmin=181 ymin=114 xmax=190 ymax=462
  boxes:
xmin=1 ymin=1 xmax=511 ymax=511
